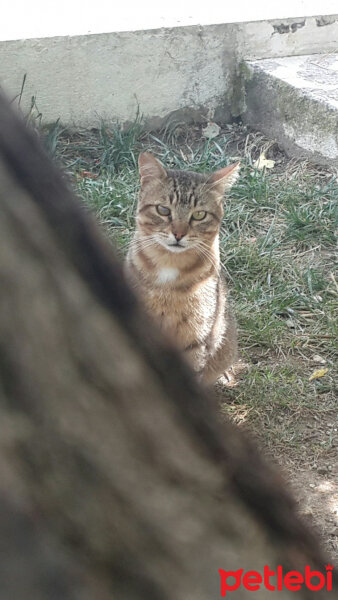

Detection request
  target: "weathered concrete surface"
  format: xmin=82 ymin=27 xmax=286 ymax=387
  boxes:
xmin=3 ymin=2 xmax=338 ymax=39
xmin=0 ymin=15 xmax=338 ymax=127
xmin=243 ymin=54 xmax=338 ymax=166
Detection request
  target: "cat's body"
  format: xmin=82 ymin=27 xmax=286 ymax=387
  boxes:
xmin=125 ymin=153 xmax=239 ymax=384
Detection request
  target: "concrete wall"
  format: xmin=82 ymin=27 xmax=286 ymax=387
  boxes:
xmin=243 ymin=54 xmax=338 ymax=166
xmin=1 ymin=15 xmax=338 ymax=127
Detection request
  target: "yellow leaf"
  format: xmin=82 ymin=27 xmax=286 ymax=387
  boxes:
xmin=254 ymin=152 xmax=275 ymax=170
xmin=309 ymin=368 xmax=329 ymax=382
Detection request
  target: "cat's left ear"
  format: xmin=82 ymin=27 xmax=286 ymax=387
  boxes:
xmin=207 ymin=162 xmax=240 ymax=196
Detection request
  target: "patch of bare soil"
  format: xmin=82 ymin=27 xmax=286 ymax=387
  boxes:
xmin=291 ymin=463 xmax=338 ymax=560
xmin=217 ymin=378 xmax=338 ymax=561
xmin=270 ymin=408 xmax=338 ymax=560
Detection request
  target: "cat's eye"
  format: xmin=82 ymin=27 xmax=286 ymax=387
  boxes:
xmin=156 ymin=205 xmax=171 ymax=216
xmin=192 ymin=210 xmax=206 ymax=221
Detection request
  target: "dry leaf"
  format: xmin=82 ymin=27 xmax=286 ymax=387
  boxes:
xmin=309 ymin=368 xmax=329 ymax=382
xmin=254 ymin=152 xmax=275 ymax=170
xmin=312 ymin=354 xmax=326 ymax=364
xmin=79 ymin=170 xmax=98 ymax=179
xmin=202 ymin=122 xmax=220 ymax=139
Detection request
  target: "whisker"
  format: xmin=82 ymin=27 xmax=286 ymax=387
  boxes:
xmin=194 ymin=242 xmax=219 ymax=273
xmin=129 ymin=238 xmax=157 ymax=250
xmin=196 ymin=249 xmax=218 ymax=274
xmin=195 ymin=240 xmax=231 ymax=279
xmin=129 ymin=232 xmax=169 ymax=253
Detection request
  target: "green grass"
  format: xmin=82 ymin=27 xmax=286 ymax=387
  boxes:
xmin=51 ymin=121 xmax=337 ymax=466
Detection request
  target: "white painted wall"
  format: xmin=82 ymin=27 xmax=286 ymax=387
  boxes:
xmin=1 ymin=1 xmax=338 ymax=40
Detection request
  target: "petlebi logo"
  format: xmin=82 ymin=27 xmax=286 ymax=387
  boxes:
xmin=219 ymin=564 xmax=333 ymax=596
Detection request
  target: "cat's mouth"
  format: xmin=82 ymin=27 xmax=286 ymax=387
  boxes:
xmin=166 ymin=242 xmax=188 ymax=253
xmin=155 ymin=236 xmax=191 ymax=253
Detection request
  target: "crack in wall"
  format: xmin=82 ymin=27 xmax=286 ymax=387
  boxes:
xmin=272 ymin=20 xmax=305 ymax=35
xmin=316 ymin=16 xmax=337 ymax=27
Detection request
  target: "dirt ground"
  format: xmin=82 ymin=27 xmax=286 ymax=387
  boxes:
xmin=217 ymin=365 xmax=338 ymax=561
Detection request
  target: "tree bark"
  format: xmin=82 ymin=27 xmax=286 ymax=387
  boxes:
xmin=0 ymin=93 xmax=334 ymax=599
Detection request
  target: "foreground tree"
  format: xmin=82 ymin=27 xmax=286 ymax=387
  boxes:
xmin=0 ymin=94 xmax=334 ymax=598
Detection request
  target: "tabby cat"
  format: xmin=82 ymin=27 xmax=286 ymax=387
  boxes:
xmin=125 ymin=152 xmax=240 ymax=384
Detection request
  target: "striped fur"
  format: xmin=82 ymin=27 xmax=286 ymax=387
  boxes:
xmin=125 ymin=152 xmax=240 ymax=384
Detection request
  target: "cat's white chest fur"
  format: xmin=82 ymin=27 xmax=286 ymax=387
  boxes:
xmin=157 ymin=267 xmax=179 ymax=284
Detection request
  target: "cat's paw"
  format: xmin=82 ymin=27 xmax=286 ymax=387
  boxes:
xmin=218 ymin=369 xmax=237 ymax=387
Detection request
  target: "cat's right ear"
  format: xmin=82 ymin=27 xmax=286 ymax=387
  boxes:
xmin=207 ymin=162 xmax=240 ymax=196
xmin=138 ymin=152 xmax=167 ymax=187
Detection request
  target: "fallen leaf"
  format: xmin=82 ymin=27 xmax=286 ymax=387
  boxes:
xmin=254 ymin=152 xmax=275 ymax=170
xmin=312 ymin=354 xmax=326 ymax=364
xmin=309 ymin=368 xmax=329 ymax=382
xmin=79 ymin=170 xmax=98 ymax=179
xmin=202 ymin=122 xmax=220 ymax=139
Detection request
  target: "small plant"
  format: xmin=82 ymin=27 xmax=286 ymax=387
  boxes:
xmin=284 ymin=198 xmax=337 ymax=247
xmin=97 ymin=108 xmax=144 ymax=172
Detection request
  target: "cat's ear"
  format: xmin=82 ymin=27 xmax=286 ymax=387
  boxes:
xmin=207 ymin=162 xmax=240 ymax=196
xmin=138 ymin=152 xmax=167 ymax=186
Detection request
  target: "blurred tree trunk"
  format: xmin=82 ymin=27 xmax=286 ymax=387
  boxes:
xmin=0 ymin=94 xmax=333 ymax=599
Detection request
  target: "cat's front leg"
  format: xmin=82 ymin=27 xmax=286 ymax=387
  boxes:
xmin=183 ymin=343 xmax=208 ymax=380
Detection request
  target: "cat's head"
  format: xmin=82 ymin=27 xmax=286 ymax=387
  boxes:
xmin=136 ymin=152 xmax=239 ymax=253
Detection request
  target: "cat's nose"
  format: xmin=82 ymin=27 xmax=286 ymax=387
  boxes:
xmin=173 ymin=231 xmax=185 ymax=241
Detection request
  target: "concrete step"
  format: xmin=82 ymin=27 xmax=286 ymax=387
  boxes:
xmin=243 ymin=54 xmax=338 ymax=167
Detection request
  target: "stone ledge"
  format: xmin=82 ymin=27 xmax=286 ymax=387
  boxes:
xmin=243 ymin=54 xmax=338 ymax=166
